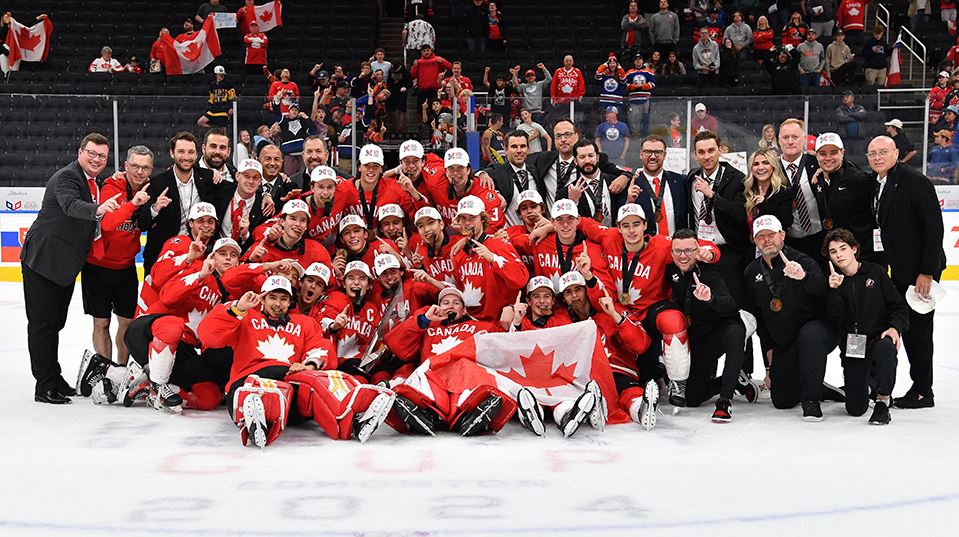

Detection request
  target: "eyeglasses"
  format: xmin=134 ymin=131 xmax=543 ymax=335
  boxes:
xmin=82 ymin=148 xmax=109 ymax=161
xmin=866 ymin=149 xmax=892 ymax=159
xmin=641 ymin=150 xmax=665 ymax=156
xmin=671 ymin=248 xmax=698 ymax=257
xmin=126 ymin=163 xmax=153 ymax=173
xmin=555 ymin=132 xmax=576 ymax=139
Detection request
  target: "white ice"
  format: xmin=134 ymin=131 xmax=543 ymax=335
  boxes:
xmin=0 ymin=281 xmax=957 ymax=536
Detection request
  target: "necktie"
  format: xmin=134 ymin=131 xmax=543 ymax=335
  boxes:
xmin=789 ymin=163 xmax=813 ymax=232
xmin=231 ymin=198 xmax=246 ymax=241
xmin=558 ymin=161 xmax=570 ymax=182
xmin=517 ymin=169 xmax=529 ymax=191
xmin=88 ymin=178 xmax=105 ymax=259
xmin=698 ymin=176 xmax=714 ymax=224
xmin=653 ymin=176 xmax=669 ymax=236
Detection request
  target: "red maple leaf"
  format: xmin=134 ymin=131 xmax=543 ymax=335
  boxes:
xmin=182 ymin=42 xmax=202 ymax=61
xmin=16 ymin=28 xmax=41 ymax=52
xmin=499 ymin=345 xmax=578 ymax=395
xmin=260 ymin=10 xmax=273 ymax=22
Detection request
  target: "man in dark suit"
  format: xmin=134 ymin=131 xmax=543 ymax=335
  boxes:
xmin=210 ymin=159 xmax=272 ymax=252
xmin=258 ymin=144 xmax=300 ymax=203
xmin=558 ymin=139 xmax=630 ymax=226
xmin=197 ymin=128 xmax=238 ymax=183
xmin=868 ymin=135 xmax=946 ymax=409
xmin=779 ymin=119 xmax=829 ymax=264
xmin=21 ymin=133 xmax=124 ymax=404
xmin=633 ymin=134 xmax=688 ymax=236
xmin=140 ymin=132 xmax=225 ymax=274
xmin=288 ymin=135 xmax=330 ymax=188
xmin=473 ymin=130 xmax=545 ymax=227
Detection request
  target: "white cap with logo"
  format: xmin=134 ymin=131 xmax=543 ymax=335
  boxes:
xmin=551 ymin=199 xmax=579 ymax=219
xmin=518 ymin=190 xmax=543 ymax=206
xmin=310 ymin=165 xmax=338 ymax=184
xmin=399 ymin=140 xmax=425 ymax=160
xmin=359 ymin=144 xmax=385 ymax=165
xmin=752 ymin=215 xmax=783 ymax=237
xmin=414 ymin=206 xmax=442 ymax=224
xmin=212 ymin=237 xmax=242 ymax=254
xmin=815 ymin=132 xmax=844 ymax=151
xmin=437 ymin=287 xmax=466 ymax=304
xmin=617 ymin=203 xmax=646 ymax=223
xmin=376 ymin=203 xmax=405 ymax=221
xmin=444 ymin=147 xmax=470 ymax=168
xmin=455 ymin=195 xmax=485 ymax=218
xmin=281 ymin=199 xmax=310 ymax=217
xmin=558 ymin=271 xmax=587 ymax=292
xmin=189 ymin=202 xmax=218 ymax=221
xmin=303 ymin=262 xmax=332 ymax=285
xmin=344 ymin=260 xmax=372 ymax=279
xmin=373 ymin=253 xmax=401 ymax=276
xmin=261 ymin=274 xmax=293 ymax=295
xmin=526 ymin=275 xmax=555 ymax=294
xmin=339 ymin=214 xmax=367 ymax=232
xmin=237 ymin=159 xmax=263 ymax=176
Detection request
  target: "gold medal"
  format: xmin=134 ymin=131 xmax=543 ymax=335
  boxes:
xmin=823 ymin=218 xmax=834 ymax=230
xmin=770 ymin=298 xmax=783 ymax=312
xmin=684 ymin=313 xmax=693 ymax=326
xmin=620 ymin=293 xmax=630 ymax=304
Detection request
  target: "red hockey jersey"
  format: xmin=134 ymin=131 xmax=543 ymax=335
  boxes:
xmin=550 ymin=67 xmax=586 ymax=104
xmin=423 ymin=177 xmax=505 ymax=232
xmin=837 ymin=0 xmax=866 ymax=32
xmin=385 ymin=307 xmax=501 ymax=363
xmin=452 ymin=235 xmax=529 ymax=321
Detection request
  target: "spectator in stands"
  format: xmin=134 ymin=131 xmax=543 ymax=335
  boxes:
xmin=724 ymin=11 xmax=753 ymax=58
xmin=550 ymin=55 xmax=586 ymax=106
xmin=486 ymin=2 xmax=506 ymax=50
xmin=197 ymin=66 xmax=237 ymax=129
xmin=946 ymin=36 xmax=959 ymax=65
xmin=308 ymin=64 xmax=331 ymax=93
xmin=720 ymin=38 xmax=740 ymax=86
xmin=484 ymin=67 xmax=514 ymax=123
xmin=929 ymin=130 xmax=959 ymax=183
xmin=766 ymin=47 xmax=800 ymax=94
xmin=370 ymin=48 xmax=394 ymax=78
xmin=442 ymin=61 xmax=474 ymax=100
xmin=933 ymin=106 xmax=958 ymax=136
xmin=944 ymin=0 xmax=958 ymax=36
xmin=625 ymin=53 xmax=656 ymax=136
xmin=930 ymin=71 xmax=951 ymax=124
xmin=910 ymin=0 xmax=931 ymax=31
xmin=884 ymin=119 xmax=917 ymax=163
xmin=837 ymin=0 xmax=866 ymax=46
xmin=123 ymin=56 xmax=142 ymax=76
xmin=236 ymin=0 xmax=256 ymax=35
xmin=195 ymin=0 xmax=228 ymax=24
xmin=752 ymin=16 xmax=776 ymax=64
xmin=465 ymin=0 xmax=489 ymax=52
xmin=666 ymin=113 xmax=684 ymax=147
xmin=826 ymin=29 xmax=856 ymax=84
xmin=596 ymin=53 xmax=628 ymax=114
xmin=481 ymin=113 xmax=507 ymax=165
xmin=177 ymin=19 xmax=196 ymax=43
xmin=781 ymin=11 xmax=808 ymax=48
xmin=236 ymin=129 xmax=253 ymax=162
xmin=647 ymin=50 xmax=663 ymax=73
xmin=403 ymin=15 xmax=436 ymax=62
xmin=696 ymin=10 xmax=724 ymax=44
xmin=512 ymin=63 xmax=552 ymax=124
xmin=387 ymin=64 xmax=412 ymax=131
xmin=649 ymin=0 xmax=681 ymax=55
xmin=862 ymin=26 xmax=892 ymax=87
xmin=796 ymin=29 xmax=825 ymax=87
xmin=268 ymin=68 xmax=301 ymax=117
xmin=621 ymin=1 xmax=648 ymax=56
xmin=243 ymin=21 xmax=268 ymax=75
xmin=758 ymin=124 xmax=781 ymax=155
xmin=691 ymin=103 xmax=719 ymax=134
xmin=149 ymin=28 xmax=168 ymax=73
xmin=660 ymin=50 xmax=687 ymax=82
xmin=274 ymin=103 xmax=317 ymax=177
xmin=807 ymin=0 xmax=837 ymax=37
xmin=517 ymin=109 xmax=551 ymax=152
xmin=692 ymin=28 xmax=721 ymax=83
xmin=351 ymin=62 xmax=373 ymax=99
xmin=836 ymin=91 xmax=867 ymax=139
xmin=89 ymin=46 xmax=124 ymax=73
xmin=411 ymin=44 xmax=452 ymax=110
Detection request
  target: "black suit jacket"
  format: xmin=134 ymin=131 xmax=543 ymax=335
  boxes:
xmin=557 ymin=171 xmax=630 ymax=225
xmin=876 ymin=162 xmax=946 ymax=285
xmin=750 ymin=183 xmax=797 ymax=231
xmin=209 ymin=185 xmax=271 ymax=253
xmin=20 ymin=161 xmax=99 ymax=286
xmin=484 ymin=160 xmax=547 ymax=208
xmin=632 ymin=169 xmax=689 ymax=236
xmin=525 ymin=150 xmax=627 ymax=195
xmin=141 ymin=167 xmax=223 ymax=273
xmin=784 ymin=154 xmax=829 ymax=233
xmin=686 ymin=162 xmax=748 ymax=250
xmin=262 ymin=174 xmax=303 ymax=204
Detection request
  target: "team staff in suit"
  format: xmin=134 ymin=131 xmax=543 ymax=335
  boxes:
xmin=211 ymin=159 xmax=272 ymax=252
xmin=779 ymin=119 xmax=828 ymax=264
xmin=743 ymin=148 xmax=796 ymax=232
xmin=21 ymin=133 xmax=124 ymax=404
xmin=559 ymin=140 xmax=631 ymax=226
xmin=631 ymin=135 xmax=688 ymax=237
xmin=812 ymin=132 xmax=877 ymax=262
xmin=475 ymin=130 xmax=546 ymax=226
xmin=867 ymin=135 xmax=946 ymax=409
xmin=141 ymin=132 xmax=225 ymax=274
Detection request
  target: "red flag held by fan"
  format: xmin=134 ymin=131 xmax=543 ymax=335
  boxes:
xmin=160 ymin=15 xmax=221 ymax=75
xmin=2 ymin=16 xmax=54 ymax=73
xmin=254 ymin=0 xmax=283 ymax=32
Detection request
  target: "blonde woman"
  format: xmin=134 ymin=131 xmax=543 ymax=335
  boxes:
xmin=743 ymin=148 xmax=796 ymax=232
xmin=757 ymin=124 xmax=781 ymax=156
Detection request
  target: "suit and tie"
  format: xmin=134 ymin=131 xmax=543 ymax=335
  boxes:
xmin=782 ymin=154 xmax=829 ymax=263
xmin=632 ymin=168 xmax=688 ymax=236
xmin=209 ymin=184 xmax=271 ymax=253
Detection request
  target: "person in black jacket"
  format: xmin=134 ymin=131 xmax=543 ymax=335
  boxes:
xmin=868 ymin=135 xmax=946 ymax=409
xmin=744 ymin=215 xmax=838 ymax=420
xmin=743 ymin=148 xmax=796 ymax=233
xmin=632 ymin=135 xmax=689 ymax=237
xmin=780 ymin=119 xmax=828 ymax=266
xmin=812 ymin=132 xmax=877 ymax=262
xmin=210 ymin=159 xmax=272 ymax=252
xmin=824 ymin=228 xmax=908 ymax=425
xmin=667 ymin=229 xmax=757 ymax=423
xmin=558 ymin=140 xmax=629 ymax=226
xmin=765 ymin=47 xmax=799 ymax=95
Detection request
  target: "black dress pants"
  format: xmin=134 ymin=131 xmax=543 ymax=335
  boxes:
xmin=23 ymin=265 xmax=74 ymax=394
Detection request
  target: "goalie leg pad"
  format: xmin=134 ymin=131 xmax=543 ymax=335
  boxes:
xmin=233 ymin=376 xmax=294 ymax=447
xmin=287 ymin=369 xmax=363 ymax=440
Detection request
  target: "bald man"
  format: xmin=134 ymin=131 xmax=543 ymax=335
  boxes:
xmin=867 ymin=135 xmax=945 ymax=409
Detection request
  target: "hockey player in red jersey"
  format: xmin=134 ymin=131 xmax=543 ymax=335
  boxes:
xmin=245 ymin=199 xmax=332 ymax=268
xmin=412 ymin=207 xmax=457 ymax=286
xmin=500 ymin=275 xmax=573 ymax=331
xmin=372 ymin=253 xmax=445 ymax=323
xmin=385 ymin=139 xmax=444 ymax=206
xmin=450 ymin=195 xmax=529 ymax=320
xmin=494 ymin=190 xmax=550 ymax=272
xmin=383 ymin=287 xmax=518 ymax=436
xmin=331 ymin=214 xmax=401 ymax=279
xmin=303 ymin=165 xmax=358 ymax=246
xmin=198 ymin=275 xmax=395 ymax=448
xmin=296 ymin=262 xmax=350 ymax=325
xmin=340 ymin=144 xmax=426 ymax=228
xmin=375 ymin=204 xmax=413 ymax=260
xmin=327 ymin=261 xmax=385 ymax=369
xmin=425 ymin=147 xmax=505 ymax=232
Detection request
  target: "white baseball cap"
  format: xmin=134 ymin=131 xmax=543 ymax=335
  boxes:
xmin=414 ymin=206 xmax=442 ymax=225
xmin=261 ymin=274 xmax=293 ymax=295
xmin=558 ymin=271 xmax=587 ymax=293
xmin=373 ymin=253 xmax=401 ymax=276
xmin=212 ymin=237 xmax=242 ymax=254
xmin=188 ymin=202 xmax=218 ymax=221
xmin=281 ymin=199 xmax=310 ymax=217
xmin=455 ymin=195 xmax=485 ymax=218
xmin=359 ymin=144 xmax=385 ymax=165
xmin=376 ymin=203 xmax=405 ymax=221
xmin=310 ymin=165 xmax=338 ymax=184
xmin=214 ymin=65 xmax=226 ymax=75
xmin=399 ymin=139 xmax=425 ymax=160
xmin=302 ymin=262 xmax=332 ymax=285
xmin=518 ymin=190 xmax=544 ymax=206
xmin=939 ymin=71 xmax=951 ymax=79
xmin=905 ymin=281 xmax=947 ymax=314
xmin=237 ymin=159 xmax=263 ymax=176
xmin=884 ymin=119 xmax=904 ymax=129
xmin=344 ymin=260 xmax=372 ymax=279
xmin=752 ymin=215 xmax=783 ymax=237
xmin=437 ymin=287 xmax=466 ymax=304
xmin=339 ymin=214 xmax=367 ymax=232
xmin=551 ymin=199 xmax=579 ymax=219
xmin=617 ymin=203 xmax=647 ymax=223
xmin=526 ymin=275 xmax=555 ymax=294
xmin=695 ymin=103 xmax=707 ymax=112
xmin=287 ymin=261 xmax=306 ymax=279
xmin=444 ymin=147 xmax=470 ymax=168
xmin=815 ymin=132 xmax=844 ymax=151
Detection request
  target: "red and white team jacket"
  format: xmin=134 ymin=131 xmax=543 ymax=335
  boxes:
xmin=332 ymin=296 xmax=384 ymax=362
xmin=579 ymin=219 xmax=719 ymax=318
xmin=334 ymin=237 xmax=400 ymax=269
xmin=509 ymin=231 xmax=615 ymax=295
xmin=385 ymin=307 xmax=501 ymax=363
xmin=340 ymin=177 xmax=427 ymax=228
xmin=302 ymin=188 xmax=359 ymax=245
xmin=243 ymin=235 xmax=332 ymax=268
xmin=566 ymin=283 xmax=651 ymax=379
xmin=550 ymin=66 xmax=586 ymax=104
xmin=837 ymin=0 xmax=866 ymax=32
xmin=423 ymin=177 xmax=505 ymax=232
xmin=452 ymin=234 xmax=529 ymax=321
xmin=136 ymin=234 xmax=198 ymax=316
xmin=517 ymin=308 xmax=574 ymax=331
xmin=298 ymin=290 xmax=351 ymax=329
xmin=87 ymin=175 xmax=143 ymax=270
xmin=371 ymin=277 xmax=442 ymax=325
xmin=148 ymin=266 xmax=232 ymax=346
xmin=198 ymin=305 xmax=338 ymax=389
xmin=414 ymin=234 xmax=457 ymax=286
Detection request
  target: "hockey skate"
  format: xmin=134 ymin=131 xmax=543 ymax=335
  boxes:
xmin=148 ymin=382 xmax=184 ymax=414
xmin=122 ymin=361 xmax=150 ymax=407
xmin=352 ymin=391 xmax=395 ymax=444
xmin=516 ymin=388 xmax=546 ymax=436
xmin=242 ymin=393 xmax=269 ymax=449
xmin=557 ymin=390 xmax=596 ymax=438
xmin=668 ymin=379 xmax=687 ymax=413
xmin=458 ymin=395 xmax=502 ymax=437
xmin=630 ymin=379 xmax=660 ymax=431
xmin=393 ymin=395 xmax=441 ymax=436
xmin=91 ymin=378 xmax=118 ymax=405
xmin=76 ymin=350 xmax=117 ymax=397
xmin=736 ymin=371 xmax=760 ymax=403
xmin=584 ymin=380 xmax=606 ymax=431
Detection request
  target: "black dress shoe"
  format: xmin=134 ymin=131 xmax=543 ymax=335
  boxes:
xmin=56 ymin=378 xmax=77 ymax=397
xmin=35 ymin=389 xmax=72 ymax=404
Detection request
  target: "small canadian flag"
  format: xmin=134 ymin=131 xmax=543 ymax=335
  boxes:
xmin=254 ymin=0 xmax=283 ymax=32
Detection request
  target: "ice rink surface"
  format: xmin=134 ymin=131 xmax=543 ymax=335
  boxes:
xmin=0 ymin=281 xmax=956 ymax=536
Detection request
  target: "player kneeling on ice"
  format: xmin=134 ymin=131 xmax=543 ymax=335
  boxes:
xmin=824 ymin=229 xmax=908 ymax=426
xmin=383 ymin=287 xmax=519 ymax=436
xmin=197 ymin=275 xmax=395 ymax=448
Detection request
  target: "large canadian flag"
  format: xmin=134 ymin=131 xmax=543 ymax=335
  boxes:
xmin=254 ymin=0 xmax=283 ymax=32
xmin=404 ymin=321 xmax=629 ymax=424
xmin=885 ymin=36 xmax=903 ymax=88
xmin=2 ymin=17 xmax=54 ymax=73
xmin=159 ymin=16 xmax=222 ymax=75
